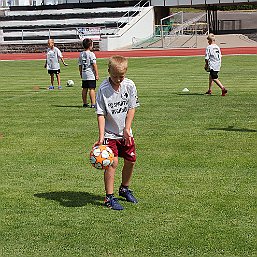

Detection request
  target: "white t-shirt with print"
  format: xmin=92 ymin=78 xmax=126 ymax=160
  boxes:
xmin=46 ymin=47 xmax=62 ymax=70
xmin=78 ymin=51 xmax=97 ymax=80
xmin=96 ymin=78 xmax=140 ymax=139
xmin=205 ymin=44 xmax=222 ymax=71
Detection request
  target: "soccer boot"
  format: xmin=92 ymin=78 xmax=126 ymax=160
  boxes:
xmin=58 ymin=86 xmax=62 ymax=90
xmin=104 ymin=195 xmax=124 ymax=211
xmin=205 ymin=90 xmax=212 ymax=95
xmin=222 ymin=88 xmax=228 ymax=96
xmin=48 ymin=85 xmax=54 ymax=90
xmin=119 ymin=186 xmax=138 ymax=203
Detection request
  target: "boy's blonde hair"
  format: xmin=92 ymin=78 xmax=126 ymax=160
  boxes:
xmin=108 ymin=55 xmax=128 ymax=73
xmin=48 ymin=39 xmax=55 ymax=47
xmin=207 ymin=33 xmax=215 ymax=42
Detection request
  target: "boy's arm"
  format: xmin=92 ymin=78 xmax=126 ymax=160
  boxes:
xmin=204 ymin=47 xmax=209 ymax=70
xmin=124 ymin=108 xmax=135 ymax=146
xmin=93 ymin=63 xmax=99 ymax=80
xmin=79 ymin=65 xmax=82 ymax=79
xmin=94 ymin=114 xmax=105 ymax=146
xmin=204 ymin=59 xmax=209 ymax=70
xmin=60 ymin=57 xmax=68 ymax=66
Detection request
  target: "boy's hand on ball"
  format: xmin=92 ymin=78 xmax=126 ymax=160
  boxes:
xmin=93 ymin=138 xmax=104 ymax=147
xmin=93 ymin=141 xmax=101 ymax=147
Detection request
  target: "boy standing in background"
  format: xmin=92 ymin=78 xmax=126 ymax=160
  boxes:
xmin=44 ymin=39 xmax=68 ymax=90
xmin=78 ymin=38 xmax=99 ymax=108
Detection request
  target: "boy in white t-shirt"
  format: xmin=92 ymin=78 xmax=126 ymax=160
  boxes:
xmin=78 ymin=38 xmax=99 ymax=108
xmin=204 ymin=33 xmax=227 ymax=96
xmin=44 ymin=39 xmax=68 ymax=90
xmin=94 ymin=55 xmax=140 ymax=211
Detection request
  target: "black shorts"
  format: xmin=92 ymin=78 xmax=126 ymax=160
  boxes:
xmin=210 ymin=70 xmax=219 ymax=79
xmin=82 ymin=80 xmax=96 ymax=89
xmin=48 ymin=69 xmax=60 ymax=75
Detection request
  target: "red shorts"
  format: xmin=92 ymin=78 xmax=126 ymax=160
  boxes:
xmin=104 ymin=138 xmax=136 ymax=162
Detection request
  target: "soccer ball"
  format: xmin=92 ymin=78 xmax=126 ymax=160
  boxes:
xmin=90 ymin=145 xmax=114 ymax=170
xmin=66 ymin=79 xmax=74 ymax=87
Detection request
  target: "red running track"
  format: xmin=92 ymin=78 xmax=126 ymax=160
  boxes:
xmin=0 ymin=47 xmax=256 ymax=60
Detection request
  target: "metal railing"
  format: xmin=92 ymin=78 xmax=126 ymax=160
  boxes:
xmin=161 ymin=12 xmax=208 ymax=48
xmin=132 ymin=12 xmax=208 ymax=49
xmin=115 ymin=0 xmax=150 ymax=34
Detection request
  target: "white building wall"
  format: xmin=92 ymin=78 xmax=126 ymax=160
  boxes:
xmin=0 ymin=0 xmax=56 ymax=5
xmin=18 ymin=0 xmax=31 ymax=5
xmin=0 ymin=29 xmax=3 ymax=42
xmin=100 ymin=6 xmax=155 ymax=51
xmin=0 ymin=0 xmax=10 ymax=7
xmin=44 ymin=0 xmax=58 ymax=5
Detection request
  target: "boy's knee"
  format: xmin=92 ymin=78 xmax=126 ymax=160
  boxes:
xmin=125 ymin=159 xmax=136 ymax=167
xmin=112 ymin=157 xmax=119 ymax=169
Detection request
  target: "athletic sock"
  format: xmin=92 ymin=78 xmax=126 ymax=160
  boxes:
xmin=106 ymin=194 xmax=114 ymax=199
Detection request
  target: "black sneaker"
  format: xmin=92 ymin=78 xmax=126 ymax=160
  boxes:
xmin=90 ymin=104 xmax=96 ymax=108
xmin=119 ymin=186 xmax=138 ymax=203
xmin=83 ymin=104 xmax=89 ymax=108
xmin=104 ymin=195 xmax=124 ymax=210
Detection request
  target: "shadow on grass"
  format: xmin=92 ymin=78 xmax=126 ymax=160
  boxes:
xmin=32 ymin=86 xmax=51 ymax=91
xmin=34 ymin=191 xmax=103 ymax=207
xmin=53 ymin=105 xmax=83 ymax=108
xmin=208 ymin=126 xmax=257 ymax=133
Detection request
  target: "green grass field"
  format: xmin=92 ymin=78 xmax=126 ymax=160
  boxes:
xmin=0 ymin=55 xmax=256 ymax=257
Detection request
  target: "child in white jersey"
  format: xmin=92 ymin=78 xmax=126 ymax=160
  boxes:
xmin=44 ymin=39 xmax=68 ymax=90
xmin=204 ymin=33 xmax=228 ymax=96
xmin=94 ymin=55 xmax=140 ymax=211
xmin=78 ymin=38 xmax=99 ymax=108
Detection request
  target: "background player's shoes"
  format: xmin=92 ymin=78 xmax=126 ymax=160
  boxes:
xmin=48 ymin=86 xmax=54 ymax=90
xmin=90 ymin=104 xmax=96 ymax=108
xmin=205 ymin=90 xmax=212 ymax=95
xmin=58 ymin=86 xmax=62 ymax=90
xmin=119 ymin=186 xmax=138 ymax=203
xmin=104 ymin=195 xmax=124 ymax=210
xmin=83 ymin=104 xmax=89 ymax=108
xmin=222 ymin=88 xmax=228 ymax=96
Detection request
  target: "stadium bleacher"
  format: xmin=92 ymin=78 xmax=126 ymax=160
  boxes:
xmin=0 ymin=0 xmax=153 ymax=52
xmin=0 ymin=7 xmax=136 ymax=42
